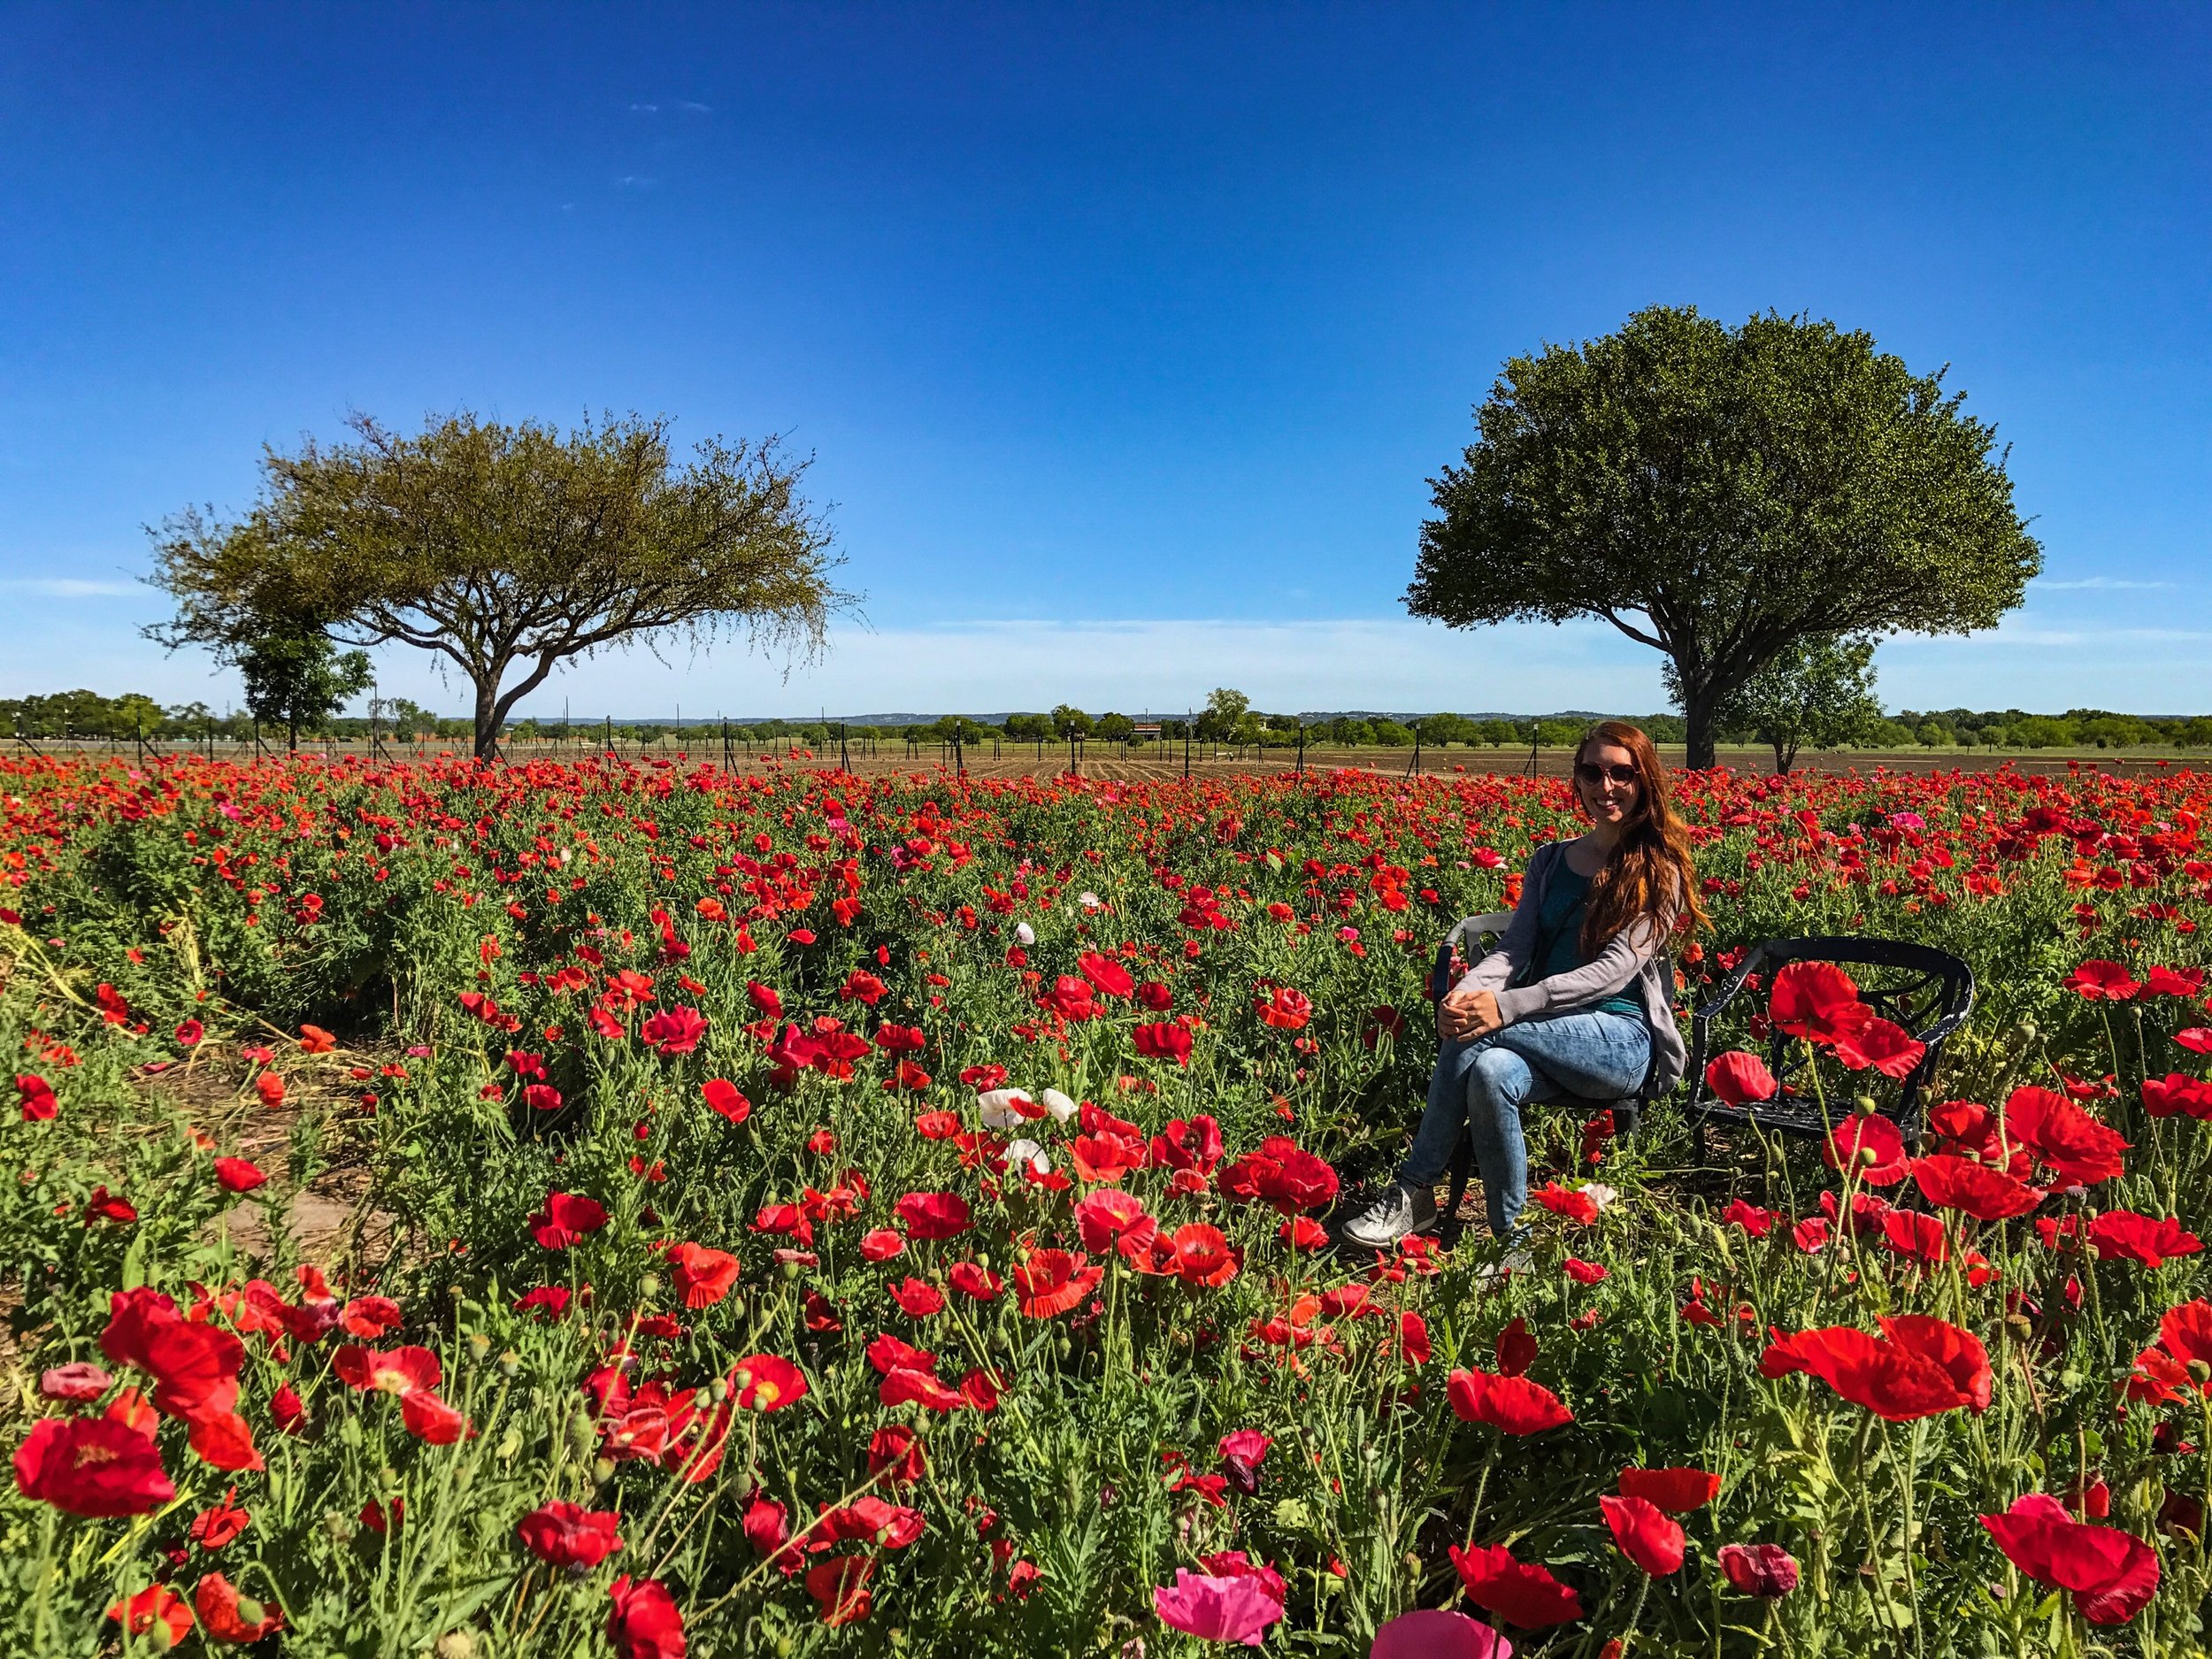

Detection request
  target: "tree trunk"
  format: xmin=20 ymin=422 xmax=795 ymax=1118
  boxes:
xmin=473 ymin=674 xmax=502 ymax=762
xmin=1682 ymin=686 xmax=1719 ymax=771
xmin=287 ymin=713 xmax=298 ymax=753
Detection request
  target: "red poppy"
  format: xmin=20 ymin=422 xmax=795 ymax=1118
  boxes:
xmin=1879 ymin=1208 xmax=1949 ymax=1265
xmin=16 ymin=1073 xmax=58 ymax=1120
xmin=1601 ymin=1494 xmax=1686 ymax=1575
xmin=702 ymin=1079 xmax=751 ymax=1125
xmin=518 ymin=1501 xmax=625 ymax=1569
xmin=880 ymin=1366 xmax=964 ymax=1412
xmin=190 ymin=1486 xmax=252 ymax=1549
xmin=888 ymin=1277 xmax=945 ymax=1316
xmin=640 ymin=1006 xmax=707 ymax=1056
xmin=1704 ymin=1050 xmax=1777 ymax=1106
xmin=1832 ymin=1017 xmax=1927 ymax=1079
xmin=2143 ymin=1072 xmax=2212 ymax=1119
xmin=1446 ymin=1369 xmax=1573 ymax=1434
xmin=2064 ymin=959 xmax=2140 ymax=1002
xmin=530 ymin=1191 xmax=610 ymax=1248
xmin=1822 ymin=1113 xmax=1909 ymax=1186
xmin=743 ymin=1492 xmax=790 ymax=1561
xmin=1279 ymin=1216 xmax=1330 ymax=1249
xmin=747 ymin=981 xmax=783 ymax=1020
xmin=2159 ymin=1301 xmax=2212 ymax=1375
xmin=1494 ymin=1317 xmax=1537 ymax=1377
xmin=1910 ymin=1155 xmax=2043 ymax=1220
xmin=400 ymin=1389 xmax=471 ymax=1445
xmin=1717 ymin=1542 xmax=1800 ymax=1597
xmin=1769 ymin=961 xmax=1873 ymax=1044
xmin=895 ymin=1191 xmax=972 ymax=1240
xmin=1074 ymin=1189 xmax=1157 ymax=1256
xmin=1254 ymin=985 xmax=1312 ymax=1031
xmin=106 ymin=1584 xmax=193 ymax=1646
xmin=101 ymin=1288 xmax=245 ymax=1424
xmin=1619 ymin=1466 xmax=1722 ymax=1514
xmin=1761 ymin=1316 xmax=1990 ymax=1421
xmin=949 ymin=1261 xmax=1002 ymax=1301
xmin=1133 ymin=1022 xmax=1194 ymax=1066
xmin=1168 ymin=1223 xmax=1240 ymax=1287
xmin=254 ymin=1072 xmax=287 ymax=1107
xmin=12 ymin=1415 xmax=174 ymax=1517
xmin=1399 ymin=1311 xmax=1432 ymax=1365
xmin=1012 ymin=1250 xmax=1102 ymax=1317
xmin=334 ymin=1345 xmax=441 ymax=1395
xmin=174 ymin=1018 xmax=204 ymax=1048
xmin=194 ymin=1571 xmax=283 ymax=1642
xmin=2090 ymin=1210 xmax=2201 ymax=1269
xmin=732 ymin=1355 xmax=809 ymax=1412
xmin=870 ymin=1425 xmax=926 ymax=1485
xmin=668 ymin=1242 xmax=741 ymax=1308
xmin=606 ymin=1574 xmax=687 ymax=1659
xmin=1448 ymin=1541 xmax=1583 ymax=1628
xmin=2003 ymin=1087 xmax=2129 ymax=1186
xmin=1150 ymin=1115 xmax=1224 ymax=1174
xmin=806 ymin=1555 xmax=876 ymax=1627
xmin=1530 ymin=1182 xmax=1601 ymax=1224
xmin=1079 ymin=951 xmax=1136 ymax=998
xmin=212 ymin=1157 xmax=267 ymax=1194
xmin=1979 ymin=1493 xmax=2160 ymax=1625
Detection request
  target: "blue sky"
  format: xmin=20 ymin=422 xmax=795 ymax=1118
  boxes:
xmin=2 ymin=4 xmax=2207 ymax=718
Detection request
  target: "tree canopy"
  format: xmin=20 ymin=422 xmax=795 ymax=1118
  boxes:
xmin=1407 ymin=306 xmax=2040 ymax=766
xmin=147 ymin=411 xmax=855 ymax=759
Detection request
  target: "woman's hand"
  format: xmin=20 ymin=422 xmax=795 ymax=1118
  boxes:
xmin=1438 ymin=985 xmax=1504 ymax=1044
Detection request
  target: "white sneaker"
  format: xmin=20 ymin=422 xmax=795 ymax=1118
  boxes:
xmin=1339 ymin=1182 xmax=1440 ymax=1250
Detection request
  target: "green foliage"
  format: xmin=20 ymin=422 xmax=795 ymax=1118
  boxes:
xmin=1678 ymin=632 xmax=1883 ymax=773
xmin=1048 ymin=704 xmax=1094 ymax=741
xmin=1408 ymin=304 xmax=2040 ymax=764
xmin=147 ymin=410 xmax=855 ymax=759
xmin=236 ymin=625 xmax=373 ymax=749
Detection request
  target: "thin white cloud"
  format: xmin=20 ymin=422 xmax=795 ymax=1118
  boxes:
xmin=0 ymin=577 xmax=140 ymax=598
xmin=616 ymin=175 xmax=656 ymax=190
xmin=627 ymin=102 xmax=659 ymax=113
xmin=674 ymin=100 xmax=711 ymax=115
xmin=2036 ymin=576 xmax=2176 ymax=591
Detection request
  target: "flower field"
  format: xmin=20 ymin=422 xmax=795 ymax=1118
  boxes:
xmin=6 ymin=749 xmax=2212 ymax=1655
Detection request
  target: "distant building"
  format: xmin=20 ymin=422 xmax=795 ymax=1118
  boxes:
xmin=1132 ymin=721 xmax=1163 ymax=740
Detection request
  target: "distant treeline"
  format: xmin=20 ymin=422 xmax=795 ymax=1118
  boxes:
xmin=8 ymin=689 xmax=2212 ymax=754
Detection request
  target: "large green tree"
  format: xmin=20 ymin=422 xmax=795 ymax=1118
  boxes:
xmin=1407 ymin=306 xmax=2039 ymax=766
xmin=147 ymin=411 xmax=853 ymax=759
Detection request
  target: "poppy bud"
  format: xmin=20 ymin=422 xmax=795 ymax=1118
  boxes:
xmin=1855 ymin=1095 xmax=1878 ymax=1117
xmin=709 ymin=1376 xmax=729 ymax=1403
xmin=593 ymin=1455 xmax=618 ymax=1483
xmin=2191 ymin=1359 xmax=2211 ymax=1386
xmin=236 ymin=1597 xmax=269 ymax=1629
xmin=780 ymin=1258 xmax=805 ymax=1281
xmin=499 ymin=1348 xmax=519 ymax=1377
xmin=566 ymin=1414 xmax=596 ymax=1455
xmin=467 ymin=1331 xmax=491 ymax=1362
xmin=638 ymin=1273 xmax=661 ymax=1298
xmin=324 ymin=1511 xmax=357 ymax=1544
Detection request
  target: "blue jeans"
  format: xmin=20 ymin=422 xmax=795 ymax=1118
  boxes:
xmin=1399 ymin=1010 xmax=1652 ymax=1239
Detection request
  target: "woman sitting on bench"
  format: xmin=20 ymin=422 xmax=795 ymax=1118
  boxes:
xmin=1341 ymin=720 xmax=1703 ymax=1250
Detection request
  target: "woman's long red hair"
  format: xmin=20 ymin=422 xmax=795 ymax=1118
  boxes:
xmin=1574 ymin=720 xmax=1706 ymax=955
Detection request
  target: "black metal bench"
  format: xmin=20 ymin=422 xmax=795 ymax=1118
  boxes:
xmin=1683 ymin=934 xmax=1975 ymax=1158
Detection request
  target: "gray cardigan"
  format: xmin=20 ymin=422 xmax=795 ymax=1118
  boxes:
xmin=1454 ymin=839 xmax=1686 ymax=1093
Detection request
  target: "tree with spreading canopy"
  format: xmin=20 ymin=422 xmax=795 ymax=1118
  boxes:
xmin=1406 ymin=306 xmax=2039 ymax=767
xmin=146 ymin=410 xmax=854 ymax=760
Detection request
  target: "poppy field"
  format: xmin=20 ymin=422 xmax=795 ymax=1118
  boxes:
xmin=6 ymin=749 xmax=2212 ymax=1656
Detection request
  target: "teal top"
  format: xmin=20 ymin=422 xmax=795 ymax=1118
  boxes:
xmin=1529 ymin=864 xmax=1645 ymax=1020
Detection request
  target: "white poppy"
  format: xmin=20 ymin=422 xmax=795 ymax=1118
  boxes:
xmin=1005 ymin=1139 xmax=1050 ymax=1176
xmin=1039 ymin=1087 xmax=1079 ymax=1125
xmin=977 ymin=1087 xmax=1033 ymax=1131
xmin=1079 ymin=891 xmax=1102 ymax=910
xmin=1581 ymin=1182 xmax=1620 ymax=1212
xmin=1015 ymin=922 xmax=1036 ymax=946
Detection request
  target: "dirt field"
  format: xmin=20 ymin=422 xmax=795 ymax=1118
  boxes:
xmin=23 ymin=734 xmax=2201 ymax=782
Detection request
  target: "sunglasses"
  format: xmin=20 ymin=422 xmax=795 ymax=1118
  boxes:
xmin=1574 ymin=763 xmax=1640 ymax=787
